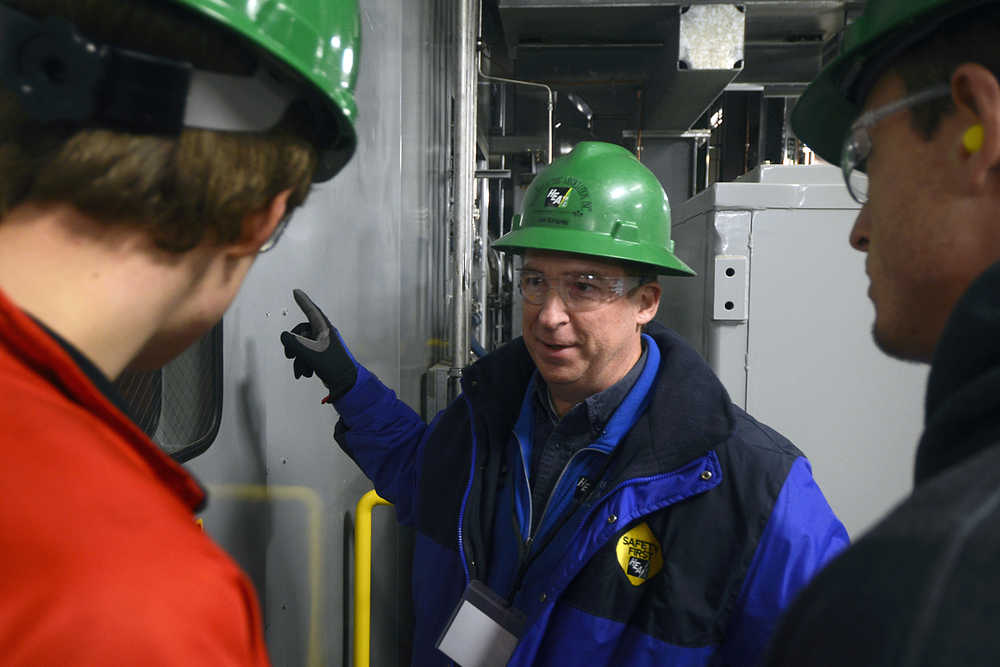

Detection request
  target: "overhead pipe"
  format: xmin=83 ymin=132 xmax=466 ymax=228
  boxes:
xmin=477 ymin=53 xmax=553 ymax=165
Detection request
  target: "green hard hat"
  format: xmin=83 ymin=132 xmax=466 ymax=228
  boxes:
xmin=173 ymin=0 xmax=360 ymax=180
xmin=792 ymin=0 xmax=994 ymax=166
xmin=493 ymin=142 xmax=695 ymax=276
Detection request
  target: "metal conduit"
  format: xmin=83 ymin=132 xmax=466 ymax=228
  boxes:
xmin=451 ymin=0 xmax=481 ymax=392
xmin=477 ymin=162 xmax=489 ymax=352
xmin=476 ymin=62 xmax=553 ymax=165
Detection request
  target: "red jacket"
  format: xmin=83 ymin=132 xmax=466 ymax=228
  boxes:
xmin=0 ymin=288 xmax=270 ymax=666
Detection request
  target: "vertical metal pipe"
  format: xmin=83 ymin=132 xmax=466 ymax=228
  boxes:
xmin=451 ymin=0 xmax=479 ymax=384
xmin=546 ymin=90 xmax=553 ymax=164
xmin=497 ymin=84 xmax=508 ymax=236
xmin=636 ymin=88 xmax=644 ymax=161
xmin=495 ymin=85 xmax=509 ymax=350
xmin=477 ymin=168 xmax=489 ymax=351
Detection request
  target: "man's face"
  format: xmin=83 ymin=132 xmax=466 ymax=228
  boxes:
xmin=848 ymin=71 xmax=1000 ymax=362
xmin=521 ymin=250 xmax=660 ymax=405
xmin=129 ymin=244 xmax=255 ymax=371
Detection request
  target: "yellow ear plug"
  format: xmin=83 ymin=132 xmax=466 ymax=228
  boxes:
xmin=964 ymin=124 xmax=984 ymax=153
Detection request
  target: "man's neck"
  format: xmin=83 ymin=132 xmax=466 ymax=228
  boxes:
xmin=0 ymin=204 xmax=209 ymax=378
xmin=549 ymin=391 xmax=577 ymax=420
xmin=547 ymin=337 xmax=644 ymax=418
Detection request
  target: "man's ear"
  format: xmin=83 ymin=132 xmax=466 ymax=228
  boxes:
xmin=634 ymin=280 xmax=662 ymax=326
xmin=228 ymin=188 xmax=293 ymax=257
xmin=951 ymin=63 xmax=1000 ymax=190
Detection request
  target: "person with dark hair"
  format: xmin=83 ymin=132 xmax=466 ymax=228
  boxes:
xmin=762 ymin=1 xmax=1000 ymax=664
xmin=0 ymin=0 xmax=359 ymax=663
xmin=282 ymin=141 xmax=848 ymax=667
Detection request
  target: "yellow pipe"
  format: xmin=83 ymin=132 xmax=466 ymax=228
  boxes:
xmin=354 ymin=490 xmax=392 ymax=667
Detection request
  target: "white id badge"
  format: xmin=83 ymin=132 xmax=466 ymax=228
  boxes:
xmin=435 ymin=580 xmax=527 ymax=667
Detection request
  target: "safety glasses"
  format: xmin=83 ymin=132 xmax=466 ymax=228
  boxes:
xmin=517 ymin=269 xmax=651 ymax=312
xmin=258 ymin=212 xmax=293 ymax=254
xmin=841 ymin=84 xmax=951 ymax=204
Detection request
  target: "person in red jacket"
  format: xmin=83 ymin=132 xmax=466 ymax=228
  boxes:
xmin=0 ymin=0 xmax=359 ymax=663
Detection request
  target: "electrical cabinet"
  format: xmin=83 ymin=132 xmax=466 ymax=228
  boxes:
xmin=658 ymin=164 xmax=928 ymax=537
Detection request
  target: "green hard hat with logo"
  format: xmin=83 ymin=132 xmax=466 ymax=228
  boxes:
xmin=173 ymin=0 xmax=360 ymax=180
xmin=792 ymin=0 xmax=993 ymax=166
xmin=493 ymin=142 xmax=695 ymax=276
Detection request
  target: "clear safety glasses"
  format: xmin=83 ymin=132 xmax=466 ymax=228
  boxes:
xmin=841 ymin=84 xmax=951 ymax=204
xmin=258 ymin=212 xmax=293 ymax=254
xmin=517 ymin=269 xmax=651 ymax=312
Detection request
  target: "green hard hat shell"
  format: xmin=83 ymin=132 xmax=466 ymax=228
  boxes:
xmin=792 ymin=0 xmax=994 ymax=166
xmin=493 ymin=142 xmax=695 ymax=276
xmin=173 ymin=0 xmax=360 ymax=180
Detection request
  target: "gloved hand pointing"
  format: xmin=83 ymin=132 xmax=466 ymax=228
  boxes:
xmin=280 ymin=289 xmax=359 ymax=401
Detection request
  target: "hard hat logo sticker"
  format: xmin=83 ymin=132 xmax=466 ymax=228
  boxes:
xmin=545 ymin=187 xmax=573 ymax=208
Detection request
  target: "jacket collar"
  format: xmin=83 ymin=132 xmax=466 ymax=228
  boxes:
xmin=916 ymin=259 xmax=1000 ymax=484
xmin=0 ymin=287 xmax=206 ymax=510
xmin=461 ymin=321 xmax=735 ymax=479
xmin=533 ymin=341 xmax=649 ymax=432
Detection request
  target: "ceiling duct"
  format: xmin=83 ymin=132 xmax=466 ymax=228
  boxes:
xmin=497 ymin=1 xmax=745 ymax=135
xmin=645 ymin=4 xmax=746 ymax=133
xmin=495 ymin=1 xmax=861 ymax=136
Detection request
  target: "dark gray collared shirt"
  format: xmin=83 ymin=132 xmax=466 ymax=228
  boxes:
xmin=528 ymin=342 xmax=648 ymax=534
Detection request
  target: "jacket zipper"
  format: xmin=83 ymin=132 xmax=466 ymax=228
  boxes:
xmin=514 ymin=431 xmax=534 ymax=545
xmin=507 ymin=446 xmax=620 ymax=604
xmin=531 ymin=446 xmax=604 ymax=540
xmin=457 ymin=394 xmax=480 ymax=585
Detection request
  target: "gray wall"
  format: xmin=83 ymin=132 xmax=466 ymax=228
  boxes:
xmin=186 ymin=0 xmax=455 ymax=664
xmin=640 ymin=138 xmax=697 ymax=207
xmin=660 ymin=171 xmax=927 ymax=538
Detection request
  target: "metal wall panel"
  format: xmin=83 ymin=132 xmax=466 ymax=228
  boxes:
xmin=640 ymin=138 xmax=696 ymax=207
xmin=662 ymin=205 xmax=752 ymax=408
xmin=663 ymin=166 xmax=928 ymax=538
xmin=744 ymin=206 xmax=926 ymax=538
xmin=186 ymin=0 xmax=455 ymax=664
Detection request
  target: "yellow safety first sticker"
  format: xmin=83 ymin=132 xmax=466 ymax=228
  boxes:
xmin=616 ymin=522 xmax=663 ymax=586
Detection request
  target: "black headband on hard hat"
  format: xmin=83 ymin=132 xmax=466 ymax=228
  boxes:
xmin=0 ymin=2 xmax=298 ymax=136
xmin=845 ymin=0 xmax=1000 ymax=106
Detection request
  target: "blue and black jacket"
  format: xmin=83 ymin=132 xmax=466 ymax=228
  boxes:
xmin=333 ymin=321 xmax=848 ymax=666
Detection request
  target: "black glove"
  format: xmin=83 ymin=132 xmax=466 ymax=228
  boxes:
xmin=280 ymin=289 xmax=358 ymax=401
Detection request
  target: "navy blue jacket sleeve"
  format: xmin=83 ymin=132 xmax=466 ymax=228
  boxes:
xmin=332 ymin=364 xmax=433 ymax=526
xmin=719 ymin=456 xmax=850 ymax=666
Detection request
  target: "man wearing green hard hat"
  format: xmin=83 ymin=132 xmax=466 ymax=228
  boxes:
xmin=282 ymin=141 xmax=847 ymax=666
xmin=0 ymin=0 xmax=358 ymax=663
xmin=762 ymin=1 xmax=1000 ymax=665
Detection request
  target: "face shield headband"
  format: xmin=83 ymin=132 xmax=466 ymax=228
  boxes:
xmin=0 ymin=3 xmax=297 ymax=136
xmin=839 ymin=0 xmax=999 ymax=108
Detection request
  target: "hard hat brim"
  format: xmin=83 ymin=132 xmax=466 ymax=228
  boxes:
xmin=493 ymin=226 xmax=696 ymax=277
xmin=173 ymin=0 xmax=359 ymax=182
xmin=792 ymin=0 xmax=993 ymax=166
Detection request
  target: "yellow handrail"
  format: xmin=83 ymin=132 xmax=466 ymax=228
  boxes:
xmin=354 ymin=489 xmax=393 ymax=667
